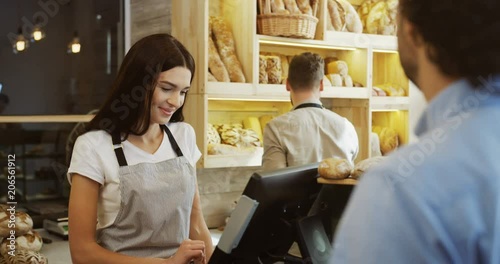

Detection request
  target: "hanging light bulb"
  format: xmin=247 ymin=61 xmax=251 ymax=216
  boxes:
xmin=67 ymin=31 xmax=81 ymax=54
xmin=31 ymin=17 xmax=45 ymax=42
xmin=13 ymin=27 xmax=29 ymax=54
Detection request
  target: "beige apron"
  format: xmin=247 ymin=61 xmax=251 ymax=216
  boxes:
xmin=96 ymin=124 xmax=196 ymax=258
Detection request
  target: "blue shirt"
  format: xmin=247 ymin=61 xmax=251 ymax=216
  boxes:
xmin=330 ymin=76 xmax=500 ymax=263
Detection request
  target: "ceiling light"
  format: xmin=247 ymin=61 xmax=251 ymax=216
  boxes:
xmin=13 ymin=27 xmax=29 ymax=54
xmin=68 ymin=31 xmax=81 ymax=54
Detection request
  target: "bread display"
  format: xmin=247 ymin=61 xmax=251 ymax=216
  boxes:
xmin=327 ymin=0 xmax=363 ymax=33
xmin=323 ymin=75 xmax=333 ymax=86
xmin=221 ymin=127 xmax=241 ymax=146
xmin=327 ymin=60 xmax=348 ymax=77
xmin=329 ymin=74 xmax=343 ymax=87
xmin=343 ymin=75 xmax=353 ymax=87
xmin=208 ymin=23 xmax=230 ymax=82
xmin=318 ymin=157 xmax=353 ymax=180
xmin=279 ymin=55 xmax=290 ymax=84
xmin=238 ymin=129 xmax=262 ymax=148
xmin=358 ymin=0 xmax=398 ymax=35
xmin=370 ymin=132 xmax=382 ymax=157
xmin=327 ymin=0 xmax=345 ymax=31
xmin=210 ymin=16 xmax=246 ymax=83
xmin=208 ymin=72 xmax=218 ymax=82
xmin=351 ymin=156 xmax=386 ymax=179
xmin=0 ymin=208 xmax=47 ymax=263
xmin=243 ymin=117 xmax=263 ymax=142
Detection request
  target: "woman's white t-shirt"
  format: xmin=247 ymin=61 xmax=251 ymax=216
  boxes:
xmin=67 ymin=122 xmax=201 ymax=230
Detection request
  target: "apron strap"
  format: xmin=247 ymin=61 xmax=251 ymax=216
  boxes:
xmin=161 ymin=124 xmax=184 ymax=157
xmin=294 ymin=103 xmax=324 ymax=110
xmin=112 ymin=132 xmax=128 ymax=167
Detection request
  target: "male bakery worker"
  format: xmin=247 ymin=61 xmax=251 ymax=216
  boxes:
xmin=261 ymin=52 xmax=359 ymax=171
xmin=330 ymin=0 xmax=500 ymax=263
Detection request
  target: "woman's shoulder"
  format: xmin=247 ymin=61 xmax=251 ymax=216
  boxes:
xmin=77 ymin=130 xmax=112 ymax=147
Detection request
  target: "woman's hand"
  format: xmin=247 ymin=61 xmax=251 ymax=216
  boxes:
xmin=169 ymin=239 xmax=206 ymax=264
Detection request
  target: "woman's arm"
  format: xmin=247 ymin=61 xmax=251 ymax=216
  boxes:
xmin=189 ymin=181 xmax=214 ymax=262
xmin=69 ymin=174 xmax=203 ymax=264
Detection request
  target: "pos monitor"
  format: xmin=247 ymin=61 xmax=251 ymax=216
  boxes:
xmin=209 ymin=163 xmax=335 ymax=264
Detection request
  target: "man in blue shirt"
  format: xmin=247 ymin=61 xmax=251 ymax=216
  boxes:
xmin=330 ymin=0 xmax=500 ymax=263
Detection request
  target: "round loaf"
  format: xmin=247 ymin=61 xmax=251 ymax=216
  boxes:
xmin=5 ymin=249 xmax=48 ymax=264
xmin=0 ymin=230 xmax=43 ymax=256
xmin=318 ymin=158 xmax=353 ymax=179
xmin=0 ymin=210 xmax=33 ymax=237
xmin=351 ymin=156 xmax=386 ymax=179
xmin=207 ymin=124 xmax=221 ymax=145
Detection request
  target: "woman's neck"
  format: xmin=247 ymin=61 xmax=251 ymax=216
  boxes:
xmin=127 ymin=124 xmax=164 ymax=154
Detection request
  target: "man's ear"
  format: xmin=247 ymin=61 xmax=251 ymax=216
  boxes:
xmin=319 ymin=79 xmax=324 ymax=92
xmin=286 ymin=79 xmax=291 ymax=91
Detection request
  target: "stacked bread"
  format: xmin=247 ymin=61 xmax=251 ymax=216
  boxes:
xmin=358 ymin=0 xmax=398 ymax=35
xmin=0 ymin=205 xmax=47 ymax=264
xmin=259 ymin=0 xmax=319 ymax=16
xmin=318 ymin=156 xmax=386 ymax=180
xmin=326 ymin=0 xmax=363 ymax=33
xmin=325 ymin=58 xmax=363 ymax=87
xmin=208 ymin=16 xmax=246 ymax=83
xmin=259 ymin=52 xmax=291 ymax=84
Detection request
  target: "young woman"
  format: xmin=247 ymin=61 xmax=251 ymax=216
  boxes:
xmin=68 ymin=34 xmax=213 ymax=264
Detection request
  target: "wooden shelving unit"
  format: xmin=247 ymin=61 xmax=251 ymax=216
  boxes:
xmin=172 ymin=0 xmax=411 ymax=168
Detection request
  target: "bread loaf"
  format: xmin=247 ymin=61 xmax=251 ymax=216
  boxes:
xmin=259 ymin=55 xmax=268 ymax=84
xmin=238 ymin=129 xmax=262 ymax=148
xmin=343 ymin=75 xmax=353 ymax=87
xmin=318 ymin=158 xmax=353 ymax=179
xmin=210 ymin=16 xmax=246 ymax=83
xmin=379 ymin=127 xmax=399 ymax=155
xmin=296 ymin=0 xmax=313 ymax=15
xmin=266 ymin=55 xmax=282 ymax=84
xmin=221 ymin=127 xmax=241 ymax=146
xmin=337 ymin=0 xmax=363 ymax=33
xmin=279 ymin=55 xmax=289 ymax=84
xmin=283 ymin=0 xmax=302 ymax=14
xmin=327 ymin=60 xmax=348 ymax=77
xmin=351 ymin=156 xmax=386 ymax=179
xmin=208 ymin=26 xmax=230 ymax=82
xmin=0 ymin=231 xmax=43 ymax=257
xmin=327 ymin=0 xmax=345 ymax=31
xmin=323 ymin=75 xmax=332 ymax=86
xmin=271 ymin=0 xmax=290 ymax=14
xmin=208 ymin=71 xmax=217 ymax=82
xmin=0 ymin=210 xmax=33 ymax=237
xmin=207 ymin=124 xmax=221 ymax=145
xmin=329 ymin=74 xmax=343 ymax=87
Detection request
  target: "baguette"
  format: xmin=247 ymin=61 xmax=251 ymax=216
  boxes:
xmin=210 ymin=16 xmax=246 ymax=83
xmin=296 ymin=0 xmax=313 ymax=15
xmin=208 ymin=32 xmax=230 ymax=82
xmin=327 ymin=0 xmax=345 ymax=31
xmin=283 ymin=0 xmax=302 ymax=14
xmin=271 ymin=0 xmax=290 ymax=14
xmin=266 ymin=55 xmax=282 ymax=84
xmin=207 ymin=71 xmax=218 ymax=82
xmin=259 ymin=55 xmax=268 ymax=84
xmin=337 ymin=0 xmax=363 ymax=33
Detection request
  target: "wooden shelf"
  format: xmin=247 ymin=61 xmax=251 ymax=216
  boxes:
xmin=258 ymin=34 xmax=358 ymax=51
xmin=206 ymin=82 xmax=254 ymax=99
xmin=317 ymin=177 xmax=358 ymax=185
xmin=256 ymin=84 xmax=369 ymax=99
xmin=204 ymin=148 xmax=263 ymax=168
xmin=371 ymin=97 xmax=410 ymax=111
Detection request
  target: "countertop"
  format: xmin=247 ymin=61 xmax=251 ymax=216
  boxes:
xmin=37 ymin=228 xmax=223 ymax=263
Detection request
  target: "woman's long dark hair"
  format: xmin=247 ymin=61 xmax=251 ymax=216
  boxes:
xmin=86 ymin=34 xmax=195 ymax=138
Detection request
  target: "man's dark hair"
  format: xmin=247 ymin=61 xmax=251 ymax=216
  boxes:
xmin=0 ymin=94 xmax=9 ymax=104
xmin=288 ymin=52 xmax=324 ymax=90
xmin=400 ymin=0 xmax=500 ymax=84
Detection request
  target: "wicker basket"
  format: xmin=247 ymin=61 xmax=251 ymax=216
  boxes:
xmin=257 ymin=13 xmax=319 ymax=39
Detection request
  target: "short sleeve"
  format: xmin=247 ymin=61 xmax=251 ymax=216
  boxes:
xmin=67 ymin=135 xmax=105 ymax=185
xmin=185 ymin=124 xmax=202 ymax=166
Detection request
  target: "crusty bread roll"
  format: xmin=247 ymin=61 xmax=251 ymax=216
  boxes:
xmin=351 ymin=156 xmax=386 ymax=179
xmin=221 ymin=128 xmax=241 ymax=146
xmin=208 ymin=32 xmax=230 ymax=82
xmin=210 ymin=16 xmax=246 ymax=83
xmin=4 ymin=249 xmax=48 ymax=264
xmin=0 ymin=210 xmax=33 ymax=237
xmin=266 ymin=55 xmax=282 ymax=84
xmin=238 ymin=129 xmax=262 ymax=148
xmin=259 ymin=55 xmax=268 ymax=84
xmin=318 ymin=158 xmax=353 ymax=179
xmin=296 ymin=0 xmax=313 ymax=15
xmin=283 ymin=0 xmax=302 ymax=14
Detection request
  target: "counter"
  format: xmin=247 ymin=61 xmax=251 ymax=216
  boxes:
xmin=36 ymin=229 xmax=223 ymax=263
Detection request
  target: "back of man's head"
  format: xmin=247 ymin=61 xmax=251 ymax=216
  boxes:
xmin=399 ymin=0 xmax=500 ymax=82
xmin=288 ymin=52 xmax=324 ymax=91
